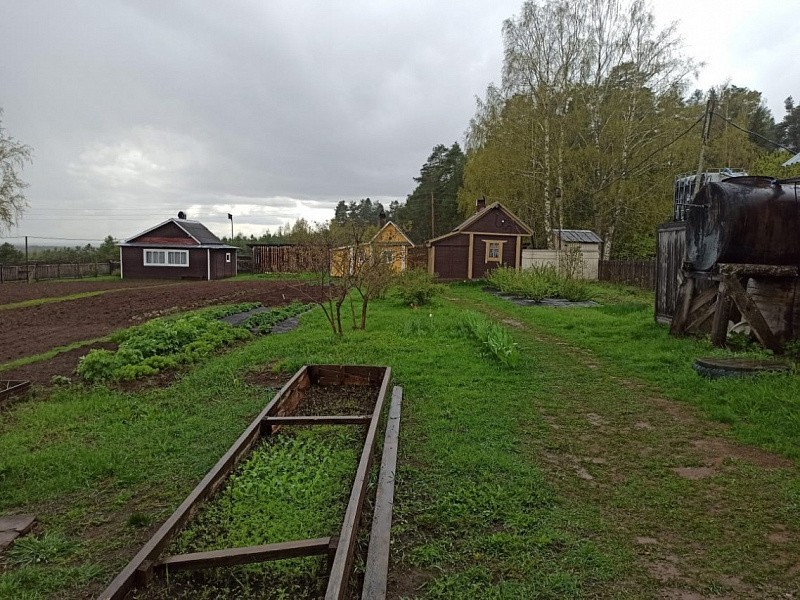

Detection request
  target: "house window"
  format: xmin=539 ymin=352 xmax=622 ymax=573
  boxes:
xmin=484 ymin=239 xmax=506 ymax=263
xmin=225 ymin=252 xmax=231 ymax=263
xmin=143 ymin=249 xmax=189 ymax=267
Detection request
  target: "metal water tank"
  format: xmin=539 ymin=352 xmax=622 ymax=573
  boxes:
xmin=685 ymin=176 xmax=800 ymax=271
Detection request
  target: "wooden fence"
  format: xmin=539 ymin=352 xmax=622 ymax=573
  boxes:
xmin=0 ymin=262 xmax=116 ymax=283
xmin=598 ymin=259 xmax=656 ymax=290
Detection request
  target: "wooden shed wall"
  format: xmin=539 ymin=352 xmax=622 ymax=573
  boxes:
xmin=121 ymin=247 xmax=208 ymax=280
xmin=130 ymin=222 xmax=195 ymax=246
xmin=210 ymin=249 xmax=237 ymax=278
xmin=655 ymin=222 xmax=686 ymax=323
xmin=430 ymin=234 xmax=469 ymax=280
xmin=471 ymin=235 xmax=518 ymax=279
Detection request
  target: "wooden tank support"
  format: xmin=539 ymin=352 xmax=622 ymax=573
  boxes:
xmin=670 ymin=264 xmax=798 ymax=353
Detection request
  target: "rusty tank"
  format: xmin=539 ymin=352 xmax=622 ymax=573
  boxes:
xmin=685 ymin=176 xmax=800 ymax=272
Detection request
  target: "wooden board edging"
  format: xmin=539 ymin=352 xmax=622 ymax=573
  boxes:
xmin=325 ymin=367 xmax=392 ymax=600
xmin=97 ymin=366 xmax=310 ymax=600
xmin=263 ymin=415 xmax=373 ymax=426
xmin=156 ymin=537 xmax=336 ymax=572
xmin=362 ymin=386 xmax=403 ymax=600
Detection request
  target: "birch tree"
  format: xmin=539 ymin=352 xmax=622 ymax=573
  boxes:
xmin=464 ymin=0 xmax=696 ymax=257
xmin=0 ymin=109 xmax=32 ymax=230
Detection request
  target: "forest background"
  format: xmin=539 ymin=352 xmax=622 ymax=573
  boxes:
xmin=4 ymin=0 xmax=800 ymax=263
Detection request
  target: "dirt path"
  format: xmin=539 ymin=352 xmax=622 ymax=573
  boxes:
xmin=454 ymin=296 xmax=800 ymax=599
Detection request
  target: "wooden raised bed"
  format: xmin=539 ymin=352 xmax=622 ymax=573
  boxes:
xmin=0 ymin=381 xmax=31 ymax=406
xmin=99 ymin=364 xmax=392 ymax=600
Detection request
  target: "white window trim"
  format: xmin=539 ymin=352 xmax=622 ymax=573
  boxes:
xmin=225 ymin=252 xmax=231 ymax=263
xmin=143 ymin=248 xmax=190 ymax=267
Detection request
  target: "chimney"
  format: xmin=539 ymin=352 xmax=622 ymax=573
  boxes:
xmin=475 ymin=197 xmax=486 ymax=213
xmin=378 ymin=210 xmax=386 ymax=228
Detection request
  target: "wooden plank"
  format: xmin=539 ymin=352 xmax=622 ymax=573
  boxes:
xmin=98 ymin=365 xmax=311 ymax=600
xmin=0 ymin=381 xmax=31 ymax=403
xmin=669 ymin=274 xmax=695 ymax=335
xmin=263 ymin=415 xmax=372 ymax=426
xmin=362 ymin=387 xmax=403 ymax=600
xmin=725 ymin=275 xmax=782 ymax=352
xmin=156 ymin=537 xmax=334 ymax=572
xmin=325 ymin=367 xmax=392 ymax=600
xmin=688 ymin=286 xmax=718 ymax=315
xmin=718 ymin=263 xmax=798 ymax=278
xmin=686 ymin=301 xmax=718 ymax=333
xmin=710 ymin=281 xmax=731 ymax=347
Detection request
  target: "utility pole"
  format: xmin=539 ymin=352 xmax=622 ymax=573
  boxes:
xmin=692 ymin=90 xmax=716 ymax=199
xmin=430 ymin=192 xmax=435 ymax=239
xmin=24 ymin=235 xmax=29 ymax=283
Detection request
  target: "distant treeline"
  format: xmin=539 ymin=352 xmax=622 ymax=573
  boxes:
xmin=0 ymin=235 xmax=119 ymax=264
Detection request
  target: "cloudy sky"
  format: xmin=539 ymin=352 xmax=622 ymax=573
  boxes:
xmin=1 ymin=0 xmax=798 ymax=246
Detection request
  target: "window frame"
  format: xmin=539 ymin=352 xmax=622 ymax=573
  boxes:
xmin=143 ymin=248 xmax=190 ymax=267
xmin=483 ymin=239 xmax=506 ymax=263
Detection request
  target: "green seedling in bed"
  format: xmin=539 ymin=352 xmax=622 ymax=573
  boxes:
xmin=161 ymin=426 xmax=361 ymax=598
xmin=242 ymin=301 xmax=313 ymax=334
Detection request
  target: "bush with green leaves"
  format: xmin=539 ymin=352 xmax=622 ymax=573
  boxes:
xmin=393 ymin=269 xmax=439 ymax=306
xmin=487 ymin=266 xmax=591 ymax=302
xmin=459 ymin=311 xmax=520 ymax=368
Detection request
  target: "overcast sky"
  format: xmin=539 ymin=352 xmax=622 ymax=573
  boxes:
xmin=2 ymin=0 xmax=799 ymax=245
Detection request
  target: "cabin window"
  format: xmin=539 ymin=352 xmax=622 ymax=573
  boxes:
xmin=484 ymin=240 xmax=506 ymax=263
xmin=143 ymin=249 xmax=189 ymax=267
xmin=225 ymin=252 xmax=231 ymax=263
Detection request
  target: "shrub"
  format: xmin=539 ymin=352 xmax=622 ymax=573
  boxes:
xmin=393 ymin=269 xmax=439 ymax=306
xmin=487 ymin=266 xmax=590 ymax=302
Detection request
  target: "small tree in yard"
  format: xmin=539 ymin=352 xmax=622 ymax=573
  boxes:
xmin=293 ymin=220 xmax=395 ymax=336
xmin=296 ymin=224 xmax=351 ymax=337
xmin=349 ymin=235 xmax=396 ymax=331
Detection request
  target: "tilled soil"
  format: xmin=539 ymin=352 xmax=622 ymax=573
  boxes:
xmin=0 ymin=279 xmax=322 ymax=365
xmin=0 ymin=278 xmax=171 ymax=304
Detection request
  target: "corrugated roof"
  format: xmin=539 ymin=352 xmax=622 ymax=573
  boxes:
xmin=554 ymin=229 xmax=602 ymax=243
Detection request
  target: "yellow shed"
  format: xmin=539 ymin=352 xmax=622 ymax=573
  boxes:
xmin=331 ymin=221 xmax=415 ymax=277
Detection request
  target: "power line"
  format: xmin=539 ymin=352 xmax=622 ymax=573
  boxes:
xmin=710 ymin=111 xmax=796 ymax=154
xmin=592 ymin=113 xmax=705 ymax=196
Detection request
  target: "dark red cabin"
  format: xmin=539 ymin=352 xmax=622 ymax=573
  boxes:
xmin=426 ymin=200 xmax=532 ymax=280
xmin=119 ymin=218 xmax=238 ymax=280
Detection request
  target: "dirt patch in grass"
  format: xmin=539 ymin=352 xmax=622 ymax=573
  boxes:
xmin=0 ymin=341 xmax=118 ymax=386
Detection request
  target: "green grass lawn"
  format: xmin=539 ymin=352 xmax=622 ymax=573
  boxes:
xmin=1 ymin=282 xmax=798 ymax=599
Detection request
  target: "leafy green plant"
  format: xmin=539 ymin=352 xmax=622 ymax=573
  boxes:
xmin=460 ymin=311 xmax=520 ymax=368
xmin=242 ymin=302 xmax=312 ymax=334
xmin=393 ymin=269 xmax=439 ymax=306
xmin=77 ymin=305 xmax=254 ymax=382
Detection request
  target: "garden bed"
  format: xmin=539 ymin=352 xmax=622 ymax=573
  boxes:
xmin=100 ymin=364 xmax=391 ymax=600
